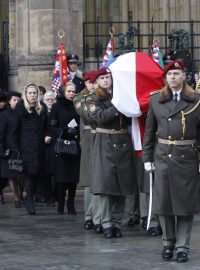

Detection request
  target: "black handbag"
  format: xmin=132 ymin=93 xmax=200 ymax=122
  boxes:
xmin=54 ymin=130 xmax=79 ymax=157
xmin=8 ymin=152 xmax=24 ymax=173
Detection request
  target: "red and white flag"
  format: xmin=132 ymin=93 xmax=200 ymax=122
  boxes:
xmin=51 ymin=42 xmax=69 ymax=92
xmin=109 ymin=52 xmax=164 ymax=152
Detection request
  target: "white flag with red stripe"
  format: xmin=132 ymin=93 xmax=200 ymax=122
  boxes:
xmin=109 ymin=52 xmax=164 ymax=151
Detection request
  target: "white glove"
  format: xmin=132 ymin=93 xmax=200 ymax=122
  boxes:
xmin=144 ymin=162 xmax=155 ymax=172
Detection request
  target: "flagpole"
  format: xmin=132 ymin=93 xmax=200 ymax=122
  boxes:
xmin=58 ymin=29 xmax=65 ymax=85
xmin=109 ymin=25 xmax=115 ymax=55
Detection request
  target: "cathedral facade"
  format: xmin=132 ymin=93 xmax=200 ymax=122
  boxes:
xmin=0 ymin=0 xmax=200 ymax=91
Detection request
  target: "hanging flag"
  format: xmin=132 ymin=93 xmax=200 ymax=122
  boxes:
xmin=109 ymin=52 xmax=164 ymax=152
xmin=102 ymin=38 xmax=114 ymax=66
xmin=151 ymin=37 xmax=164 ymax=69
xmin=51 ymin=42 xmax=69 ymax=92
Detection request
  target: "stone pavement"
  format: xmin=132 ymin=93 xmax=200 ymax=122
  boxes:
xmin=1 ymin=191 xmax=200 ymax=270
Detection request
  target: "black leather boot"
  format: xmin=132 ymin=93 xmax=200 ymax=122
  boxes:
xmin=67 ymin=200 xmax=77 ymax=215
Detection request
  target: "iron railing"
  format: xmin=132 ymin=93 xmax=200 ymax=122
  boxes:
xmin=83 ymin=20 xmax=200 ymax=74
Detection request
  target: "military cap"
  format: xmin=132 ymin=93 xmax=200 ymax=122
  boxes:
xmin=83 ymin=70 xmax=96 ymax=82
xmin=163 ymin=60 xmax=185 ymax=76
xmin=7 ymin=91 xmax=21 ymax=100
xmin=67 ymin=54 xmax=79 ymax=63
xmin=91 ymin=67 xmax=111 ymax=82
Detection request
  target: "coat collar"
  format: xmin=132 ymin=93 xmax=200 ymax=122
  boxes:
xmin=159 ymin=83 xmax=195 ymax=103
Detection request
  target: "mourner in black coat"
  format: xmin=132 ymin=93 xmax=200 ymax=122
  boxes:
xmin=0 ymin=90 xmax=8 ymax=204
xmin=10 ymin=84 xmax=50 ymax=215
xmin=49 ymin=82 xmax=80 ymax=215
xmin=0 ymin=91 xmax=22 ymax=207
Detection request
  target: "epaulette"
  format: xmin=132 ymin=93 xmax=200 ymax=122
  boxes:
xmin=195 ymin=90 xmax=200 ymax=95
xmin=150 ymin=90 xmax=160 ymax=96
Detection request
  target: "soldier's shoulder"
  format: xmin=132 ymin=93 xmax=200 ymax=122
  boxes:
xmin=194 ymin=90 xmax=200 ymax=96
xmin=150 ymin=90 xmax=161 ymax=96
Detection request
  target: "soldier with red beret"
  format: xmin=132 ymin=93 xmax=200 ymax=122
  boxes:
xmin=143 ymin=60 xmax=200 ymax=263
xmin=83 ymin=67 xmax=136 ymax=238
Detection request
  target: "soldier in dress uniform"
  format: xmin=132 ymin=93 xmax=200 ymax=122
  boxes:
xmin=143 ymin=60 xmax=200 ymax=263
xmin=73 ymin=71 xmax=96 ymax=230
xmin=86 ymin=67 xmax=136 ymax=238
xmin=67 ymin=54 xmax=85 ymax=93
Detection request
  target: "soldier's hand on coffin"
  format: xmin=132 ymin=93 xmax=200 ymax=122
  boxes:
xmin=144 ymin=162 xmax=155 ymax=172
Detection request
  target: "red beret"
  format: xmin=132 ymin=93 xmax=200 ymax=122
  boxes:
xmin=91 ymin=67 xmax=111 ymax=82
xmin=83 ymin=70 xmax=96 ymax=82
xmin=163 ymin=60 xmax=185 ymax=76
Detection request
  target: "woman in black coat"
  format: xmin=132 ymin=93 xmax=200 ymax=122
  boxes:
xmin=49 ymin=82 xmax=80 ymax=215
xmin=10 ymin=84 xmax=51 ymax=215
xmin=0 ymin=91 xmax=22 ymax=208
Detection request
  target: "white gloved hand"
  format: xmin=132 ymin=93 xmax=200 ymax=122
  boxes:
xmin=144 ymin=162 xmax=155 ymax=172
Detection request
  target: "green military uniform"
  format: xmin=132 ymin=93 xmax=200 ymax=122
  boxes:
xmin=74 ymin=90 xmax=102 ymax=226
xmin=87 ymin=87 xmax=136 ymax=231
xmin=143 ymin=83 xmax=200 ymax=253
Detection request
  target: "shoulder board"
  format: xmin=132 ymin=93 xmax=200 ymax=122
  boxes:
xmin=194 ymin=90 xmax=200 ymax=95
xmin=75 ymin=93 xmax=80 ymax=97
xmin=150 ymin=90 xmax=160 ymax=96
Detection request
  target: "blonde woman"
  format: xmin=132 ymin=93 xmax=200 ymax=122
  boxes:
xmin=10 ymin=83 xmax=51 ymax=215
xmin=49 ymin=82 xmax=80 ymax=215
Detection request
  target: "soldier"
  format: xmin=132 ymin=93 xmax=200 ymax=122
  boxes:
xmin=86 ymin=67 xmax=136 ymax=238
xmin=143 ymin=60 xmax=200 ymax=263
xmin=67 ymin=54 xmax=85 ymax=93
xmin=73 ymin=71 xmax=95 ymax=229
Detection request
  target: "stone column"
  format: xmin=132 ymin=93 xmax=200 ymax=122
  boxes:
xmin=8 ymin=0 xmax=56 ymax=91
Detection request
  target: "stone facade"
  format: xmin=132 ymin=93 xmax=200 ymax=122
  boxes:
xmin=0 ymin=1 xmax=200 ymax=91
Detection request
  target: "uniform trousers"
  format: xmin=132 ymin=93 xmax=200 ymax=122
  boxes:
xmin=159 ymin=215 xmax=193 ymax=254
xmin=100 ymin=194 xmax=125 ymax=229
xmin=92 ymin=194 xmax=101 ymax=225
xmin=84 ymin=187 xmax=102 ymax=224
xmin=84 ymin=186 xmax=93 ymax=221
xmin=140 ymin=192 xmax=160 ymax=228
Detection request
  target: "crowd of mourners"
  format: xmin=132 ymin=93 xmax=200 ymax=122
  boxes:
xmin=0 ymin=53 xmax=161 ymax=239
xmin=1 ymin=52 xmax=200 ymax=264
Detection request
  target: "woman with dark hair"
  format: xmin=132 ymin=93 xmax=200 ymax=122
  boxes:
xmin=0 ymin=91 xmax=22 ymax=207
xmin=10 ymin=83 xmax=51 ymax=215
xmin=49 ymin=82 xmax=80 ymax=215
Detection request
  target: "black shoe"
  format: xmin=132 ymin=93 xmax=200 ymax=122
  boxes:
xmin=127 ymin=217 xmax=140 ymax=227
xmin=103 ymin=227 xmax=113 ymax=238
xmin=94 ymin=224 xmax=103 ymax=234
xmin=176 ymin=252 xmax=188 ymax=263
xmin=112 ymin=227 xmax=123 ymax=238
xmin=57 ymin=205 xmax=64 ymax=215
xmin=28 ymin=210 xmax=36 ymax=215
xmin=148 ymin=226 xmax=162 ymax=237
xmin=14 ymin=200 xmax=22 ymax=208
xmin=141 ymin=216 xmax=147 ymax=229
xmin=84 ymin=220 xmax=94 ymax=230
xmin=67 ymin=201 xmax=77 ymax=215
xmin=162 ymin=246 xmax=174 ymax=260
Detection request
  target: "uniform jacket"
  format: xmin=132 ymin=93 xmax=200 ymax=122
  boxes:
xmin=48 ymin=96 xmax=80 ymax=183
xmin=86 ymin=87 xmax=136 ymax=196
xmin=143 ymin=83 xmax=200 ymax=215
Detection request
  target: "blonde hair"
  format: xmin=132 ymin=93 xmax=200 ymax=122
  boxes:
xmin=23 ymin=83 xmax=43 ymax=115
xmin=62 ymin=82 xmax=76 ymax=92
